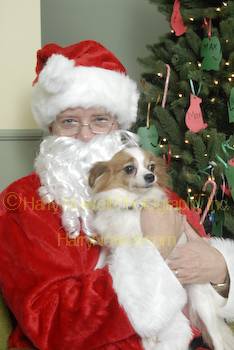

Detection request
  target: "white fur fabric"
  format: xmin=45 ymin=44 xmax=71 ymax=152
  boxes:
xmin=109 ymin=243 xmax=192 ymax=350
xmin=208 ymin=237 xmax=234 ymax=322
xmin=34 ymin=130 xmax=139 ymax=239
xmin=30 ymin=54 xmax=140 ymax=130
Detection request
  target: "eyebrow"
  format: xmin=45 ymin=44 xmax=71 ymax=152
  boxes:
xmin=57 ymin=115 xmax=75 ymax=120
xmin=92 ymin=112 xmax=112 ymax=117
xmin=57 ymin=112 xmax=111 ymax=119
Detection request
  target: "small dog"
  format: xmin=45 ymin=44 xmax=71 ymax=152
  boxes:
xmin=89 ymin=146 xmax=234 ymax=350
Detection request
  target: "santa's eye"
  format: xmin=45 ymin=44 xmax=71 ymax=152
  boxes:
xmin=124 ymin=165 xmax=135 ymax=174
xmin=149 ymin=164 xmax=155 ymax=172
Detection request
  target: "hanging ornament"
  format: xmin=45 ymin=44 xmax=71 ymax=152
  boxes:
xmin=137 ymin=80 xmax=160 ymax=156
xmin=170 ymin=0 xmax=188 ymax=36
xmin=188 ymin=165 xmax=212 ymax=214
xmin=163 ymin=145 xmax=171 ymax=174
xmin=200 ymin=18 xmax=222 ymax=71
xmin=200 ymin=179 xmax=217 ymax=225
xmin=185 ymin=80 xmax=208 ymax=133
xmin=189 ymin=205 xmax=207 ymax=236
xmin=228 ymin=87 xmax=234 ymax=123
xmin=211 ymin=208 xmax=225 ymax=237
xmin=230 ymin=157 xmax=234 ymax=167
xmin=226 ymin=157 xmax=234 ymax=199
xmin=221 ymin=182 xmax=232 ymax=197
xmin=138 ymin=125 xmax=160 ymax=156
xmin=211 ymin=174 xmax=226 ymax=237
xmin=163 ymin=145 xmax=173 ymax=189
xmin=216 ymin=138 xmax=234 ymax=200
xmin=161 ymin=64 xmax=171 ymax=108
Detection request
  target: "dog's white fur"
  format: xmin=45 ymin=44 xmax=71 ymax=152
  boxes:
xmin=89 ymin=147 xmax=234 ymax=350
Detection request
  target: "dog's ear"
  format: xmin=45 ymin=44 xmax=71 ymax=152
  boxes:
xmin=88 ymin=161 xmax=109 ymax=188
xmin=153 ymin=156 xmax=170 ymax=189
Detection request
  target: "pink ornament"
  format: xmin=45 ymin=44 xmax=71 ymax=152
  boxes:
xmin=171 ymin=0 xmax=188 ymax=36
xmin=229 ymin=157 xmax=234 ymax=167
xmin=221 ymin=183 xmax=232 ymax=197
xmin=185 ymin=94 xmax=208 ymax=133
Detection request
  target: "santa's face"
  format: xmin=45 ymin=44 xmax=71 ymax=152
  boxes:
xmin=49 ymin=107 xmax=119 ymax=142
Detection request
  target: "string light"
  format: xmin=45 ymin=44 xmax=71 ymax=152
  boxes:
xmin=231 ymin=74 xmax=234 ymax=78
xmin=207 ymin=134 xmax=210 ymax=138
xmin=178 ymin=93 xmax=183 ymax=98
xmin=211 ymin=98 xmax=215 ymax=103
xmin=223 ymin=2 xmax=227 ymax=6
xmin=214 ymin=80 xmax=219 ymax=85
xmin=190 ymin=17 xmax=194 ymax=21
xmin=204 ymin=153 xmax=208 ymax=157
xmin=157 ymin=72 xmax=163 ymax=78
xmin=188 ymin=188 xmax=192 ymax=193
xmin=226 ymin=39 xmax=229 ymax=43
xmin=228 ymin=77 xmax=232 ymax=81
xmin=225 ymin=61 xmax=230 ymax=66
xmin=160 ymin=144 xmax=164 ymax=148
xmin=185 ymin=139 xmax=189 ymax=144
xmin=163 ymin=138 xmax=167 ymax=142
xmin=171 ymin=29 xmax=174 ymax=34
xmin=197 ymin=62 xmax=202 ymax=67
xmin=216 ymin=7 xmax=221 ymax=12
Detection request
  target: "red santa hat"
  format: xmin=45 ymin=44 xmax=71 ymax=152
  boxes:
xmin=30 ymin=40 xmax=139 ymax=130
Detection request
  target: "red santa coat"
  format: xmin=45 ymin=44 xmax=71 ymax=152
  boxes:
xmin=0 ymin=172 xmax=209 ymax=350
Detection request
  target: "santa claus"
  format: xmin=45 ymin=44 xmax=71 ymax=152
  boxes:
xmin=0 ymin=40 xmax=233 ymax=350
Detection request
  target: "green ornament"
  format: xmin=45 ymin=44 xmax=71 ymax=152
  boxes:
xmin=228 ymin=87 xmax=234 ymax=123
xmin=226 ymin=161 xmax=234 ymax=200
xmin=211 ymin=208 xmax=225 ymax=237
xmin=137 ymin=125 xmax=160 ymax=156
xmin=200 ymin=36 xmax=222 ymax=71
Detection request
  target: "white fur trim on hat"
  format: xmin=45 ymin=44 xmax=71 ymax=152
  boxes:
xmin=30 ymin=54 xmax=139 ymax=130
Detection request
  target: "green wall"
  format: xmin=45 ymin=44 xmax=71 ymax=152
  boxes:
xmin=41 ymin=0 xmax=170 ymax=92
xmin=0 ymin=130 xmax=43 ymax=192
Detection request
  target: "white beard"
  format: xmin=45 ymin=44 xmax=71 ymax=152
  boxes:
xmin=34 ymin=130 xmax=138 ymax=239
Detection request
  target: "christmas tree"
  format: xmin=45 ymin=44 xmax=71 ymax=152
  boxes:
xmin=132 ymin=0 xmax=234 ymax=236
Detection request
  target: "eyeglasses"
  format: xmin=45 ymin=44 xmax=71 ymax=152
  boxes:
xmin=55 ymin=117 xmax=116 ymax=136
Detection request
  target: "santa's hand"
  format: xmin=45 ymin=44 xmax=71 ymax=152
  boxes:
xmin=168 ymin=220 xmax=228 ymax=285
xmin=141 ymin=203 xmax=184 ymax=260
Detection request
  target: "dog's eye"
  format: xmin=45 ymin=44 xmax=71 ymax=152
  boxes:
xmin=149 ymin=164 xmax=155 ymax=172
xmin=124 ymin=165 xmax=135 ymax=174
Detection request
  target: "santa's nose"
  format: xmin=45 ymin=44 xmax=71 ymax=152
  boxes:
xmin=75 ymin=124 xmax=95 ymax=142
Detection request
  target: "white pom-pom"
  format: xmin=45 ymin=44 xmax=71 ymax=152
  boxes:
xmin=39 ymin=54 xmax=75 ymax=94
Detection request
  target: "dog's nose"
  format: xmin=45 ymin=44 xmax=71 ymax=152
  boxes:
xmin=144 ymin=173 xmax=155 ymax=183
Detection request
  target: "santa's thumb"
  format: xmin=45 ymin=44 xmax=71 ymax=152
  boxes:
xmin=184 ymin=220 xmax=199 ymax=241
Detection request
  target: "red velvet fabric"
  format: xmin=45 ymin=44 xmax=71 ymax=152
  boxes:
xmin=0 ymin=173 xmax=209 ymax=349
xmin=33 ymin=41 xmax=127 ymax=85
